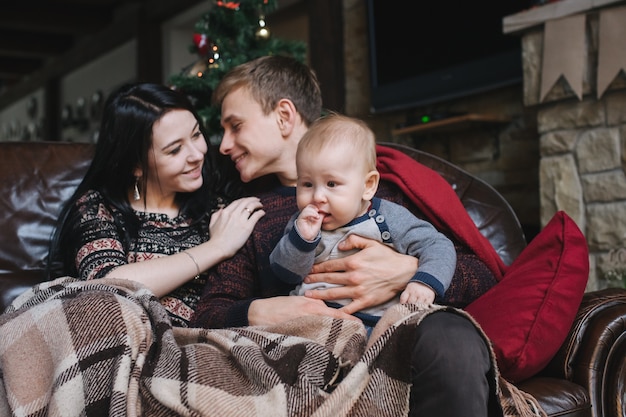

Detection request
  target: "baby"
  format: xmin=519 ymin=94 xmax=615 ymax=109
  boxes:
xmin=269 ymin=113 xmax=456 ymax=328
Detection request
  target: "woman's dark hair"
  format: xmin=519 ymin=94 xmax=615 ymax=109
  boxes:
xmin=47 ymin=82 xmax=241 ymax=279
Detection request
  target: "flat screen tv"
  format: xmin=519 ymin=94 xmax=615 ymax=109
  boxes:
xmin=367 ymin=0 xmax=532 ymax=113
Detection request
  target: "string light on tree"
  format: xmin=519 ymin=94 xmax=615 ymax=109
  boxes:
xmin=208 ymin=44 xmax=220 ymax=68
xmin=256 ymin=15 xmax=270 ymax=39
xmin=189 ymin=59 xmax=208 ymax=78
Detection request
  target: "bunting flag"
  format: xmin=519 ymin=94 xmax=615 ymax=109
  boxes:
xmin=540 ymin=14 xmax=586 ymax=102
xmin=597 ymin=6 xmax=626 ymax=99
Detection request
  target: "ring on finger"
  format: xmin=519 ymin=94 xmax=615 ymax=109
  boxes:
xmin=244 ymin=207 xmax=253 ymax=215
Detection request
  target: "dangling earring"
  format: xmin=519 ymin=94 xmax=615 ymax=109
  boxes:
xmin=133 ymin=177 xmax=141 ymax=201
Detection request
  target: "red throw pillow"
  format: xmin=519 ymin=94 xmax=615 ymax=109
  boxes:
xmin=465 ymin=211 xmax=589 ymax=382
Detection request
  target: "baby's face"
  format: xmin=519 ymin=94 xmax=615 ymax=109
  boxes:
xmin=295 ymin=146 xmax=371 ymax=230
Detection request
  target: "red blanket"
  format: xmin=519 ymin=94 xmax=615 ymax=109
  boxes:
xmin=376 ymin=145 xmax=507 ymax=281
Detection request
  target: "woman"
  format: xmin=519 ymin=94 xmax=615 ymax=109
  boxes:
xmin=47 ymin=82 xmax=264 ymax=326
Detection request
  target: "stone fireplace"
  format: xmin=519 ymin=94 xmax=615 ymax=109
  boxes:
xmin=505 ymin=0 xmax=626 ymax=290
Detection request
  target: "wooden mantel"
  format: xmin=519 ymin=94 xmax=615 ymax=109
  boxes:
xmin=503 ymin=0 xmax=625 ymax=34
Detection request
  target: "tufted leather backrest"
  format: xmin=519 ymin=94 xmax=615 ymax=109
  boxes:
xmin=0 ymin=141 xmax=526 ymax=310
xmin=380 ymin=142 xmax=527 ymax=266
xmin=0 ymin=142 xmax=94 ymax=308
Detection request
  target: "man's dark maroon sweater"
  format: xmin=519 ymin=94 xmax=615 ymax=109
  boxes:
xmin=191 ymin=174 xmax=497 ymax=329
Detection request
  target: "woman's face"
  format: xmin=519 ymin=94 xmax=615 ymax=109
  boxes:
xmin=142 ymin=109 xmax=207 ymax=203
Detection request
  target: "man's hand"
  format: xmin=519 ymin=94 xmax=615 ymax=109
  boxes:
xmin=248 ymin=296 xmax=359 ymax=326
xmin=304 ymin=234 xmax=418 ymax=315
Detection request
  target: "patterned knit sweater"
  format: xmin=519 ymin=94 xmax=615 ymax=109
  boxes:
xmin=72 ymin=189 xmax=208 ymax=327
xmin=191 ymin=178 xmax=498 ymax=329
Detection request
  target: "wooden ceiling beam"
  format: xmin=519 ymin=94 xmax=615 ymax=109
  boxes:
xmin=140 ymin=0 xmax=207 ymax=20
xmin=0 ymin=31 xmax=72 ymax=58
xmin=0 ymin=0 xmax=205 ymax=110
xmin=0 ymin=57 xmax=43 ymax=76
xmin=0 ymin=6 xmax=111 ymax=35
xmin=0 ymin=13 xmax=135 ymax=109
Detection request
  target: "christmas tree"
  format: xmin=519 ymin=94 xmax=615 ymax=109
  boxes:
xmin=169 ymin=0 xmax=306 ymax=139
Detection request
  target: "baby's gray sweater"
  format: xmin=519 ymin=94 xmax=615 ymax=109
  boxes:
xmin=269 ymin=197 xmax=457 ymax=317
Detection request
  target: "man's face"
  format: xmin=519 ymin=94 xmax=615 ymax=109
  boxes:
xmin=219 ymin=87 xmax=285 ymax=183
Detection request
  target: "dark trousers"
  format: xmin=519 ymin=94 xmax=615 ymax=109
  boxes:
xmin=409 ymin=311 xmax=503 ymax=417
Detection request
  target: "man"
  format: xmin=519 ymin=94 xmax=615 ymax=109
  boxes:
xmin=192 ymin=55 xmax=502 ymax=416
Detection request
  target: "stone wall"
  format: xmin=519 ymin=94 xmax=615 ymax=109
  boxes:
xmin=519 ymin=8 xmax=626 ymax=290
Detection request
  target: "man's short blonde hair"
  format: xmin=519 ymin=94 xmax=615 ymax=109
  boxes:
xmin=213 ymin=55 xmax=322 ymax=126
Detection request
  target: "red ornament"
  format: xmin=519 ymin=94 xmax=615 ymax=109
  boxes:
xmin=193 ymin=33 xmax=210 ymax=57
xmin=216 ymin=1 xmax=240 ymax=9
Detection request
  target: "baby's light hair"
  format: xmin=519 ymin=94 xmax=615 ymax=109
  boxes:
xmin=297 ymin=112 xmax=377 ymax=173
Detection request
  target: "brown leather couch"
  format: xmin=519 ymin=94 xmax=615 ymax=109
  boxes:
xmin=1 ymin=141 xmax=625 ymax=417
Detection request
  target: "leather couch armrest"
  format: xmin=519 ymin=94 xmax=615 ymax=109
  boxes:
xmin=542 ymin=288 xmax=626 ymax=417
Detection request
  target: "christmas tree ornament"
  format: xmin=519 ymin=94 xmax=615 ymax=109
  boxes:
xmin=216 ymin=1 xmax=240 ymax=9
xmin=193 ymin=33 xmax=210 ymax=56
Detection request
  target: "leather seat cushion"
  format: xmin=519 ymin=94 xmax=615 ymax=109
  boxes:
xmin=518 ymin=377 xmax=591 ymax=417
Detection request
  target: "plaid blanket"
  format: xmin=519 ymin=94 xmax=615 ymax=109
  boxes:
xmin=0 ymin=277 xmax=545 ymax=416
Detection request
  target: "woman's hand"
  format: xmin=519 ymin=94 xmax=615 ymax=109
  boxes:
xmin=208 ymin=196 xmax=265 ymax=258
xmin=304 ymin=234 xmax=418 ymax=315
xmin=248 ymin=296 xmax=359 ymax=326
